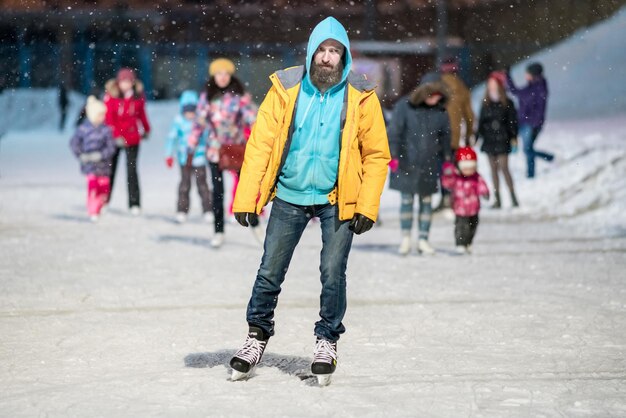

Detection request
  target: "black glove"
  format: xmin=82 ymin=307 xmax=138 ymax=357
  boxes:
xmin=348 ymin=213 xmax=374 ymax=235
xmin=234 ymin=212 xmax=259 ymax=228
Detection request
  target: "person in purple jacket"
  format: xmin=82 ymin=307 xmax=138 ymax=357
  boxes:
xmin=70 ymin=96 xmax=117 ymax=222
xmin=506 ymin=62 xmax=554 ymax=178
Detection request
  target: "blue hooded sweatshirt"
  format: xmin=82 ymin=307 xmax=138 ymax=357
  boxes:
xmin=276 ymin=17 xmax=353 ymax=206
xmin=165 ymin=90 xmax=208 ymax=167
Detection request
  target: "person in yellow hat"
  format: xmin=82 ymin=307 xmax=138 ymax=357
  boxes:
xmin=189 ymin=57 xmax=258 ymax=248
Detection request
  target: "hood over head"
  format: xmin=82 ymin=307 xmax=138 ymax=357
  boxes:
xmin=409 ymin=71 xmax=449 ymax=106
xmin=178 ymin=90 xmax=199 ymax=113
xmin=105 ymin=78 xmax=144 ymax=99
xmin=304 ymin=17 xmax=352 ymax=92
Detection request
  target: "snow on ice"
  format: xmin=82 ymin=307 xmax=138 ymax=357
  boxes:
xmin=0 ymin=7 xmax=625 ymax=418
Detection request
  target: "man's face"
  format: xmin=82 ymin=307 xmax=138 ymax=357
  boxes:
xmin=310 ymin=39 xmax=345 ymax=91
xmin=313 ymin=39 xmax=345 ymax=70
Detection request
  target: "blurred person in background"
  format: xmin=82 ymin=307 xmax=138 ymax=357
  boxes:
xmin=388 ymin=72 xmax=452 ymax=256
xmin=437 ymin=57 xmax=474 ymax=212
xmin=506 ymin=62 xmax=553 ymax=178
xmin=104 ymin=68 xmax=151 ymax=215
xmin=442 ymin=147 xmax=490 ymax=255
xmin=190 ymin=58 xmax=258 ymax=248
xmin=69 ymin=96 xmax=116 ymax=222
xmin=58 ymin=83 xmax=69 ymax=132
xmin=476 ymin=72 xmax=519 ymax=208
xmin=164 ymin=90 xmax=213 ymax=224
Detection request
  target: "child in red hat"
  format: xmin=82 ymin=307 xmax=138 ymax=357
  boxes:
xmin=442 ymin=147 xmax=490 ymax=254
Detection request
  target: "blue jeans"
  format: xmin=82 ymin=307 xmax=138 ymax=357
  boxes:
xmin=400 ymin=193 xmax=432 ymax=240
xmin=519 ymin=124 xmax=554 ymax=178
xmin=246 ymin=198 xmax=354 ymax=342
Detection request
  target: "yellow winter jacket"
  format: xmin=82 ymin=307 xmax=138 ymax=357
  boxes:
xmin=233 ymin=66 xmax=391 ymax=222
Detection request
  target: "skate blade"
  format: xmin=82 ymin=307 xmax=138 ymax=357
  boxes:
xmin=315 ymin=374 xmax=332 ymax=386
xmin=230 ymin=370 xmax=251 ymax=381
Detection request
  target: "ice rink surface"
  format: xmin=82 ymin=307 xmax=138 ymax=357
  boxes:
xmin=1 ymin=106 xmax=625 ymax=417
xmin=1 ymin=8 xmax=626 ymax=413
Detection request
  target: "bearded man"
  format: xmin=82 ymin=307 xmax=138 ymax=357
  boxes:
xmin=228 ymin=17 xmax=390 ymax=385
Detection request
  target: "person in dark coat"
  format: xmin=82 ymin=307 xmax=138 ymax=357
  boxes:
xmin=388 ymin=72 xmax=452 ymax=255
xmin=477 ymin=72 xmax=519 ymax=208
xmin=506 ymin=62 xmax=553 ymax=178
xmin=58 ymin=84 xmax=69 ymax=132
xmin=70 ymin=96 xmax=116 ymax=222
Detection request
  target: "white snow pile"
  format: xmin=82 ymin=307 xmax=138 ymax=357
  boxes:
xmin=469 ymin=6 xmax=626 ymax=234
xmin=474 ymin=116 xmax=626 ymax=236
xmin=0 ymin=88 xmax=84 ymax=134
xmin=472 ymin=5 xmax=626 ymax=120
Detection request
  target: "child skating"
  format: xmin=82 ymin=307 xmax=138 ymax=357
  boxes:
xmin=442 ymin=147 xmax=490 ymax=254
xmin=165 ymin=90 xmax=213 ymax=224
xmin=69 ymin=96 xmax=116 ymax=222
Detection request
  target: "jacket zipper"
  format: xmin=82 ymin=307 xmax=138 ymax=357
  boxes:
xmin=311 ymin=91 xmax=326 ymax=201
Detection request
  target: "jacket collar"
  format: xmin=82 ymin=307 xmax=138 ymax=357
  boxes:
xmin=272 ymin=65 xmax=377 ymax=97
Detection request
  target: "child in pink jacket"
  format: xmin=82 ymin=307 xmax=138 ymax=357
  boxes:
xmin=442 ymin=147 xmax=490 ymax=254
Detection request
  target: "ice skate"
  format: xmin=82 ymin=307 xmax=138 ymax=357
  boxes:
xmin=398 ymin=235 xmax=411 ymax=256
xmin=417 ymin=239 xmax=435 ymax=255
xmin=311 ymin=338 xmax=337 ymax=386
xmin=211 ymin=232 xmax=224 ymax=248
xmin=230 ymin=326 xmax=269 ymax=381
xmin=203 ymin=211 xmax=215 ymax=224
xmin=491 ymin=191 xmax=501 ymax=209
xmin=89 ymin=215 xmax=99 ymax=223
xmin=130 ymin=206 xmax=142 ymax=217
xmin=441 ymin=208 xmax=455 ymax=220
xmin=455 ymin=245 xmax=467 ymax=255
xmin=175 ymin=212 xmax=187 ymax=224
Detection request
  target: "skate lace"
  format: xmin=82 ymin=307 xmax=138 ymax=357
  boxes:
xmin=313 ymin=339 xmax=337 ymax=364
xmin=235 ymin=336 xmax=266 ymax=365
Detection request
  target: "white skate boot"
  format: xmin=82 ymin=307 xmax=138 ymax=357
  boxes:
xmin=417 ymin=239 xmax=435 ymax=255
xmin=211 ymin=233 xmax=224 ymax=248
xmin=398 ymin=235 xmax=411 ymax=256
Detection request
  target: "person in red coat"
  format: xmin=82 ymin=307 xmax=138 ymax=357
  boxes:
xmin=104 ymin=68 xmax=151 ymax=215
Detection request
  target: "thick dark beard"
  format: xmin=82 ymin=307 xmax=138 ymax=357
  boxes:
xmin=310 ymin=61 xmax=344 ymax=92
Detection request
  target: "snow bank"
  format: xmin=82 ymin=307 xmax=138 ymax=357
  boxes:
xmin=474 ymin=116 xmax=626 ymax=235
xmin=472 ymin=6 xmax=626 ymax=120
xmin=0 ymin=88 xmax=84 ymax=135
xmin=467 ymin=6 xmax=626 ymax=235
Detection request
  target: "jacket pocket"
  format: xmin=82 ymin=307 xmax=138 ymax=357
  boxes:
xmin=344 ymin=148 xmax=363 ymax=204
